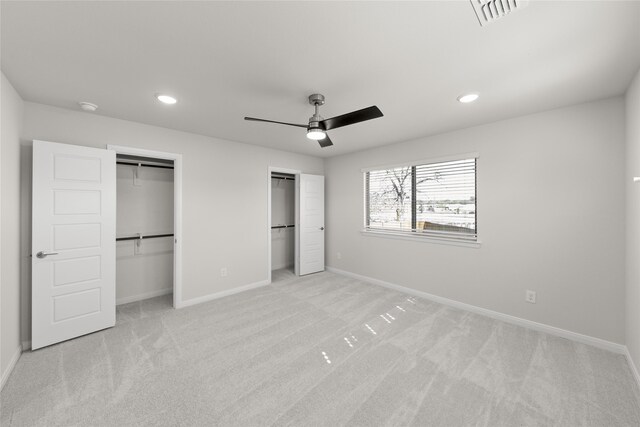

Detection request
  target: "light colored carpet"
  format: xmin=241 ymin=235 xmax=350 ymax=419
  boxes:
xmin=2 ymin=269 xmax=639 ymax=426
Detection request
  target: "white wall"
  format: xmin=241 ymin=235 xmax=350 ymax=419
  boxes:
xmin=626 ymin=68 xmax=640 ymax=373
xmin=325 ymin=97 xmax=626 ymax=344
xmin=19 ymin=102 xmax=323 ymax=344
xmin=1 ymin=73 xmax=24 ymax=385
xmin=271 ymin=177 xmax=295 ymax=270
xmin=5 ymin=85 xmax=633 ymax=354
xmin=116 ymin=164 xmax=174 ymax=304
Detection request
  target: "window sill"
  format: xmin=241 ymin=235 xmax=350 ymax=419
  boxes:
xmin=360 ymin=229 xmax=482 ymax=248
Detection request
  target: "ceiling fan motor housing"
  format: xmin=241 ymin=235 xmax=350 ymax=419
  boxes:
xmin=308 ymin=116 xmax=324 ymax=130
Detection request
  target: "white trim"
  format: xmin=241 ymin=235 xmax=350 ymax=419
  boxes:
xmin=361 ymin=151 xmax=479 ymax=173
xmin=267 ymin=167 xmax=301 ymax=284
xmin=1 ymin=344 xmax=22 ymax=391
xmin=295 ymin=175 xmax=300 ymax=277
xmin=107 ymin=145 xmax=183 ymax=309
xmin=116 ymin=288 xmax=172 ymax=305
xmin=361 ymin=229 xmax=481 ymax=248
xmin=173 ymin=155 xmax=183 ymax=308
xmin=180 ymin=279 xmax=270 ymax=308
xmin=625 ymin=348 xmax=640 ymax=391
xmin=326 ymin=267 xmax=626 ymax=354
xmin=107 ymin=145 xmax=181 ymax=161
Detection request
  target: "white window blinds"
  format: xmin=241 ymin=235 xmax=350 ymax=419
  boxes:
xmin=365 ymin=158 xmax=477 ymax=240
xmin=366 ymin=167 xmax=414 ymax=232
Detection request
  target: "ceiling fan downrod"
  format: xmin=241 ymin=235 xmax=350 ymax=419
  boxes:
xmin=308 ymin=93 xmax=325 ymax=129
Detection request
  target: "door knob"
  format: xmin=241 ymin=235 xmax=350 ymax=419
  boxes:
xmin=36 ymin=251 xmax=59 ymax=259
xmin=320 ymin=227 xmax=325 ymax=231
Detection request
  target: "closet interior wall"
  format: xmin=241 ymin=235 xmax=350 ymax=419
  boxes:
xmin=116 ymin=157 xmax=174 ymax=304
xmin=271 ymin=174 xmax=295 ymax=271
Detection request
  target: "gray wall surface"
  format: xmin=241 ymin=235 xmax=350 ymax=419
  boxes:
xmin=626 ymin=68 xmax=640 ymax=373
xmin=2 ymin=72 xmax=635 ymax=361
xmin=1 ymin=73 xmax=24 ymax=383
xmin=324 ymin=97 xmax=626 ymax=344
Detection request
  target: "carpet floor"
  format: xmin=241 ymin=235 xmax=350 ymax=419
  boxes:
xmin=2 ymin=269 xmax=639 ymax=426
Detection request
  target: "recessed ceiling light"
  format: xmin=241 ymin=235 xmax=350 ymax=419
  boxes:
xmin=457 ymin=93 xmax=479 ymax=104
xmin=78 ymin=101 xmax=98 ymax=112
xmin=156 ymin=94 xmax=177 ymax=105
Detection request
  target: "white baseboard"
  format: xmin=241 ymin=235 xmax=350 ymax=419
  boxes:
xmin=625 ymin=348 xmax=640 ymax=391
xmin=177 ymin=279 xmax=270 ymax=308
xmin=116 ymin=288 xmax=173 ymax=305
xmin=326 ymin=267 xmax=626 ymax=354
xmin=1 ymin=344 xmax=22 ymax=391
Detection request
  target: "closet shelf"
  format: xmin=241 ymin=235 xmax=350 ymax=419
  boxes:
xmin=116 ymin=233 xmax=174 ymax=241
xmin=271 ymin=225 xmax=295 ymax=229
xmin=116 ymin=161 xmax=174 ymax=170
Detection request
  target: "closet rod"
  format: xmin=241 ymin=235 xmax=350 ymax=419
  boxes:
xmin=271 ymin=176 xmax=294 ymax=181
xmin=271 ymin=225 xmax=295 ymax=229
xmin=116 ymin=161 xmax=174 ymax=170
xmin=116 ymin=233 xmax=174 ymax=241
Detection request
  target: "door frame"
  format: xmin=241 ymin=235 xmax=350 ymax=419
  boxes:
xmin=267 ymin=166 xmax=300 ymax=283
xmin=107 ymin=145 xmax=183 ymax=308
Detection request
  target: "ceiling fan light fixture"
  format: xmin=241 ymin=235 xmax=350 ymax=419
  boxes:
xmin=306 ymin=129 xmax=326 ymax=140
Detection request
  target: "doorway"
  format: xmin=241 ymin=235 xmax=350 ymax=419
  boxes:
xmin=31 ymin=140 xmax=183 ymax=350
xmin=268 ymin=167 xmax=300 ymax=283
xmin=108 ymin=145 xmax=183 ymax=308
xmin=270 ymin=171 xmax=296 ymax=281
xmin=267 ymin=168 xmax=325 ymax=283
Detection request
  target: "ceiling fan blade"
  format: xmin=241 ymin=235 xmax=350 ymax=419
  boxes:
xmin=244 ymin=117 xmax=308 ymax=128
xmin=321 ymin=106 xmax=383 ymax=131
xmin=318 ymin=134 xmax=334 ymax=148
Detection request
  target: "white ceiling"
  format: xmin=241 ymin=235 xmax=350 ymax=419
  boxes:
xmin=2 ymin=1 xmax=640 ymax=157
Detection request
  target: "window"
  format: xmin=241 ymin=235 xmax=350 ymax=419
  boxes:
xmin=364 ymin=157 xmax=477 ymax=241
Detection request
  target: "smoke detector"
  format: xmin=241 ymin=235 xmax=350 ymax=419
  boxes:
xmin=78 ymin=102 xmax=98 ymax=112
xmin=470 ymin=0 xmax=530 ymax=27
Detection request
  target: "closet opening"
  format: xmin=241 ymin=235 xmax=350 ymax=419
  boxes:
xmin=268 ymin=168 xmax=299 ymax=283
xmin=108 ymin=145 xmax=183 ymax=309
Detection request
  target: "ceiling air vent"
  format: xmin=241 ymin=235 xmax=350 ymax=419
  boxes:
xmin=470 ymin=0 xmax=529 ymax=26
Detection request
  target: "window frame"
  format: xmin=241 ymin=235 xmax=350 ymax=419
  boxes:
xmin=361 ymin=153 xmax=480 ymax=247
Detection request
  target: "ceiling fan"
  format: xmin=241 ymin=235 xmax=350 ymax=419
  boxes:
xmin=244 ymin=94 xmax=383 ymax=148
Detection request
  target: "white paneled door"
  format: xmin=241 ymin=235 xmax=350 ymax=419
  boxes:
xmin=297 ymin=174 xmax=325 ymax=275
xmin=32 ymin=140 xmax=116 ymax=350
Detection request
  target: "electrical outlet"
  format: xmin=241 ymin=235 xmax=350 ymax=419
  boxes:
xmin=336 ymin=252 xmax=342 ymax=260
xmin=526 ymin=290 xmax=536 ymax=304
xmin=220 ymin=268 xmax=228 ymax=277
